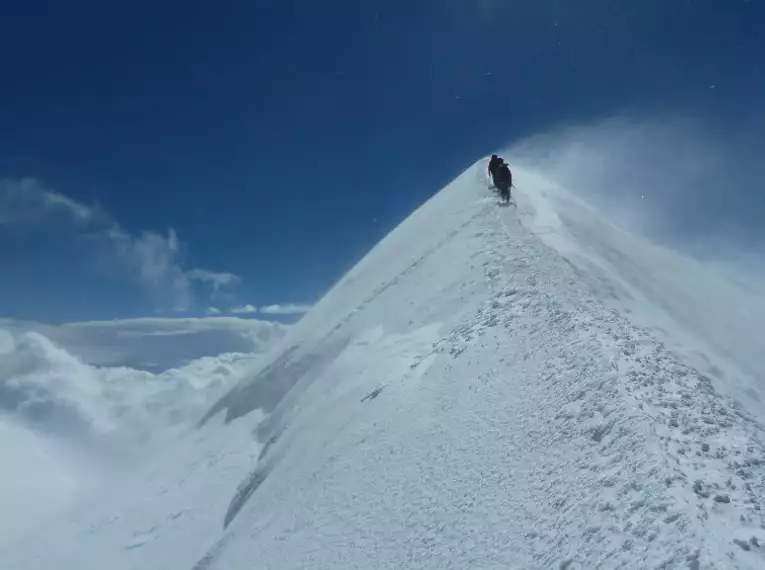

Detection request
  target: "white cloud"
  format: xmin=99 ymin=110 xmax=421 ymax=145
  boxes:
xmin=4 ymin=317 xmax=289 ymax=372
xmin=0 ymin=177 xmax=99 ymax=227
xmin=206 ymin=307 xmax=222 ymax=315
xmin=104 ymin=225 xmax=195 ymax=310
xmin=259 ymin=303 xmax=313 ymax=315
xmin=230 ymin=304 xmax=258 ymax=314
xmin=0 ymin=177 xmax=240 ymax=312
xmin=187 ymin=269 xmax=241 ymax=299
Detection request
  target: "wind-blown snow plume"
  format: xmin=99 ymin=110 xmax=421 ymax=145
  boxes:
xmin=506 ymin=115 xmax=765 ymax=276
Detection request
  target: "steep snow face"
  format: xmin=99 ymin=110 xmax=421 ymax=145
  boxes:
xmin=3 ymin=160 xmax=765 ymax=569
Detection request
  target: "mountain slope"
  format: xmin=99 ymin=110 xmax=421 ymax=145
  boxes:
xmin=2 ymin=159 xmax=764 ymax=569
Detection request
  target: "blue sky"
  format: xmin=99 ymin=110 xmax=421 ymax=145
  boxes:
xmin=1 ymin=0 xmax=764 ymax=324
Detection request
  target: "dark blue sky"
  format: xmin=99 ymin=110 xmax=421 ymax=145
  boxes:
xmin=1 ymin=0 xmax=764 ymax=323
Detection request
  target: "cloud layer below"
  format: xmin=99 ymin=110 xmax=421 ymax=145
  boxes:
xmin=260 ymin=303 xmax=313 ymax=315
xmin=3 ymin=316 xmax=287 ymax=372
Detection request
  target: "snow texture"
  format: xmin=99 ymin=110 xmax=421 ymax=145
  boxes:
xmin=2 ymin=159 xmax=764 ymax=569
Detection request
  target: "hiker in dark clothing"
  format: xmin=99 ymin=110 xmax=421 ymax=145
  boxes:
xmin=488 ymin=154 xmax=502 ymax=187
xmin=494 ymin=160 xmax=512 ymax=204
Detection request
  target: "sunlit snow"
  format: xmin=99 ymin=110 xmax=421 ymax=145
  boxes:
xmin=1 ymin=158 xmax=764 ymax=569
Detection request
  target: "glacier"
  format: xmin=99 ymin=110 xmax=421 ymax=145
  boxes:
xmin=1 ymin=158 xmax=764 ymax=569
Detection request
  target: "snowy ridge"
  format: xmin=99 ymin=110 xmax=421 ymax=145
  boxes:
xmin=2 ymin=159 xmax=764 ymax=569
xmin=482 ymin=194 xmax=765 ymax=566
xmin=198 ymin=164 xmax=765 ymax=568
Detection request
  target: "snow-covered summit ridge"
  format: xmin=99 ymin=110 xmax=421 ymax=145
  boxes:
xmin=3 ymin=158 xmax=765 ymax=569
xmin=193 ymin=160 xmax=765 ymax=569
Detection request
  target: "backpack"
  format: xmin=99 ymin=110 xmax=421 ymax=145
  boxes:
xmin=496 ymin=163 xmax=511 ymax=186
